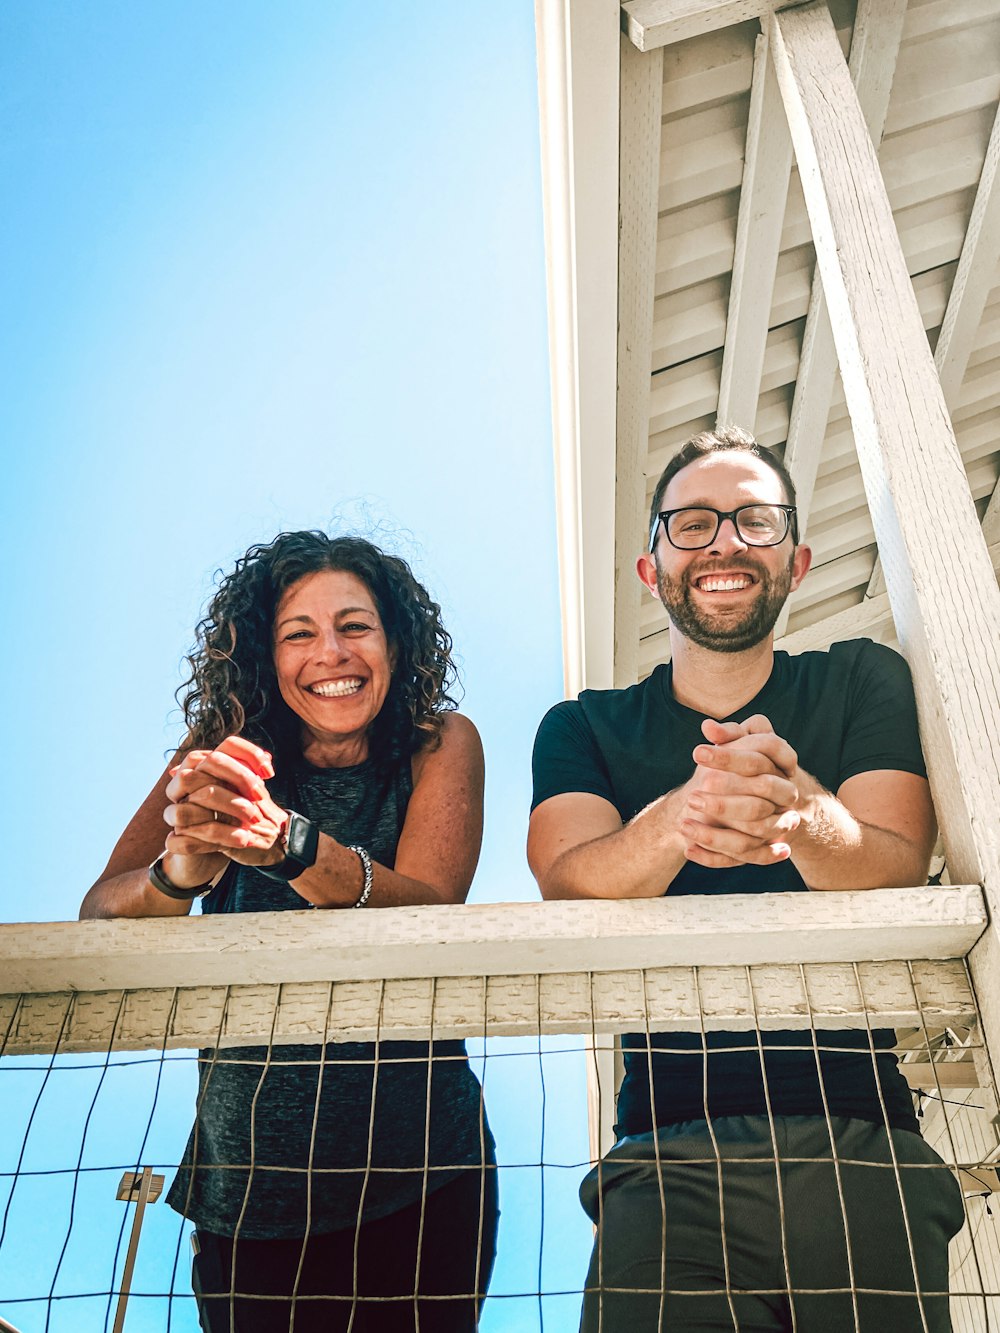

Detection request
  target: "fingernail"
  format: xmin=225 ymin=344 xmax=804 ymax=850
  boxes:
xmin=688 ymin=795 xmax=705 ymax=810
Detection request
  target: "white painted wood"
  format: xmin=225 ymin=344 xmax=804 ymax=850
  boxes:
xmin=716 ymin=27 xmax=792 ymax=431
xmin=585 ymin=1035 xmax=618 ymax=1161
xmin=0 ymin=957 xmax=978 ymax=1055
xmin=982 ymin=480 xmax=1000 ymax=547
xmin=769 ymin=0 xmax=1000 ymax=1095
xmin=602 ymin=30 xmax=662 ymax=1162
xmin=623 ymin=0 xmax=782 ymax=51
xmin=778 ymin=0 xmax=907 ymax=633
xmin=615 ymin=37 xmax=663 ymax=689
xmin=775 ymin=537 xmax=1000 ymax=653
xmin=535 ymin=0 xmax=621 ymax=696
xmin=862 ymin=98 xmax=1000 ymax=603
xmin=936 ymin=101 xmax=1000 ymax=410
xmin=898 ymin=1061 xmax=983 ymax=1091
xmin=2 ymin=886 xmax=987 ymax=997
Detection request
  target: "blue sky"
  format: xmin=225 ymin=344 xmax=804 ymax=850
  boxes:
xmin=1 ymin=3 xmax=594 ymax=1328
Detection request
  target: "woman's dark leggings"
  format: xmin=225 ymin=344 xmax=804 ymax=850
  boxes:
xmin=191 ymin=1167 xmax=499 ymax=1333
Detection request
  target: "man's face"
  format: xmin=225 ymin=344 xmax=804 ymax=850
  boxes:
xmin=638 ymin=454 xmax=811 ymax=653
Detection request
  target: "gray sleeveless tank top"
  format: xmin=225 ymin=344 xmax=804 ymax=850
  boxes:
xmin=166 ymin=754 xmax=493 ymax=1238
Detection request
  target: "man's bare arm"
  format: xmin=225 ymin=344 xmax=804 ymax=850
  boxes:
xmin=528 ymin=754 xmax=798 ymax=901
xmin=681 ymin=717 xmax=936 ymax=888
xmin=528 ymin=790 xmax=686 ymax=900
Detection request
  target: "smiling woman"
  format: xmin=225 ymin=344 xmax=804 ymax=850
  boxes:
xmin=79 ymin=530 xmax=497 ymax=1332
xmin=272 ymin=569 xmax=397 ymax=766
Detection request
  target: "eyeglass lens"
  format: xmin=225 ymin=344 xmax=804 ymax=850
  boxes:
xmin=667 ymin=505 xmax=789 ymax=549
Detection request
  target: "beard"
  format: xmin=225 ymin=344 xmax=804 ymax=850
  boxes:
xmin=656 ymin=552 xmax=794 ymax=653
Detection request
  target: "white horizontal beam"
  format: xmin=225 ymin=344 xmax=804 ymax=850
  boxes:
xmin=623 ymin=0 xmax=783 ymax=51
xmin=776 ymin=538 xmax=1000 ymax=653
xmin=898 ymin=1061 xmax=982 ymax=1091
xmin=0 ymin=957 xmax=978 ymax=1054
xmin=2 ymin=886 xmax=987 ymax=996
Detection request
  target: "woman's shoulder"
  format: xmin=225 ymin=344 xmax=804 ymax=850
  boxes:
xmin=411 ymin=712 xmax=483 ymax=783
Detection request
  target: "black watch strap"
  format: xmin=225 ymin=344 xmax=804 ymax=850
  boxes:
xmin=148 ymin=856 xmax=216 ymax=901
xmin=259 ymin=810 xmax=320 ymax=882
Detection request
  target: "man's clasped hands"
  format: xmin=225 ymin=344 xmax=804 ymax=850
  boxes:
xmin=680 ymin=715 xmax=803 ymax=870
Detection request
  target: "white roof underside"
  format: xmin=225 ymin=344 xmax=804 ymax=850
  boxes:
xmin=643 ymin=0 xmax=1000 ymax=673
xmin=538 ymin=0 xmax=1000 ymax=691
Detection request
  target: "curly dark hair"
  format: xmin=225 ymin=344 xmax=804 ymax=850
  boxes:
xmin=178 ymin=531 xmax=459 ymax=766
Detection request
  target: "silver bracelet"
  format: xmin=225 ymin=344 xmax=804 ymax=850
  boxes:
xmin=348 ymin=845 xmax=373 ymax=908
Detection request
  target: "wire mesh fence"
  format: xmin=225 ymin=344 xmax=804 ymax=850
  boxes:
xmin=2 ymin=905 xmax=1000 ymax=1331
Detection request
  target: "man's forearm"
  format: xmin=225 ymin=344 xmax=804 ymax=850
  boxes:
xmin=791 ymin=770 xmax=931 ymax=890
xmin=541 ymin=787 xmax=690 ymax=900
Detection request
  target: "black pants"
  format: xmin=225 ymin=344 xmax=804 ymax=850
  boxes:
xmin=192 ymin=1168 xmax=499 ymax=1333
xmin=580 ymin=1116 xmax=966 ymax=1332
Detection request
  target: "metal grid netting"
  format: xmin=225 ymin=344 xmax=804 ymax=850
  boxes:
xmin=0 ymin=961 xmax=998 ymax=1332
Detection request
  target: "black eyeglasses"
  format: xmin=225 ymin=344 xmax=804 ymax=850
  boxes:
xmin=649 ymin=504 xmax=799 ymax=552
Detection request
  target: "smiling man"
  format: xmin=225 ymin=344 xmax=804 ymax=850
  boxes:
xmin=528 ymin=427 xmax=964 ymax=1331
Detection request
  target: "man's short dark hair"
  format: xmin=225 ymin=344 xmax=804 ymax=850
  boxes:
xmin=648 ymin=426 xmax=798 ymax=535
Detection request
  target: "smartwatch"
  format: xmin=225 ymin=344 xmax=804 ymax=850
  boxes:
xmin=258 ymin=810 xmax=320 ymax=882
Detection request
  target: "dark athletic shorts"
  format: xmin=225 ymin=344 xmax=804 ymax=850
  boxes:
xmin=579 ymin=1115 xmax=965 ymax=1333
xmin=191 ymin=1166 xmax=499 ymax=1333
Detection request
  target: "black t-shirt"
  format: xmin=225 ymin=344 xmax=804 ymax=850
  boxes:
xmin=531 ymin=640 xmax=926 ymax=1135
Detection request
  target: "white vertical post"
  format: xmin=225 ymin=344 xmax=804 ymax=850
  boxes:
xmin=769 ymin=0 xmax=1000 ymax=1098
xmin=615 ymin=35 xmax=663 ymax=688
xmin=535 ymin=0 xmax=622 ymax=697
xmin=112 ymin=1167 xmax=163 ymax=1333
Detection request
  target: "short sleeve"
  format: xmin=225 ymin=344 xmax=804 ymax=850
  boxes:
xmin=531 ymin=701 xmax=617 ymax=811
xmin=838 ymin=641 xmax=927 ymax=784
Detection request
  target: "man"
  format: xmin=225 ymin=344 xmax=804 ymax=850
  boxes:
xmin=528 ymin=427 xmax=964 ymax=1331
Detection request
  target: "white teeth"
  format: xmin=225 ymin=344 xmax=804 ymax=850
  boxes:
xmin=309 ymin=678 xmax=363 ymax=697
xmin=698 ymin=577 xmax=750 ymax=592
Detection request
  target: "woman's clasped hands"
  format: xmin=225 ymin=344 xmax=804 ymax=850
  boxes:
xmin=163 ymin=736 xmax=289 ymax=871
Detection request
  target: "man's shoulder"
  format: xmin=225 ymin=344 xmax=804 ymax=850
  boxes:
xmin=782 ymin=637 xmax=906 ymax=679
xmin=577 ymin=664 xmax=667 ymax=720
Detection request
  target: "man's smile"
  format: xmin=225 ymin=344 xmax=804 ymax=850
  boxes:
xmin=692 ymin=573 xmax=757 ymax=593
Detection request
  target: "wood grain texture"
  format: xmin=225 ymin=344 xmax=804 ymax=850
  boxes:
xmin=2 ymin=886 xmax=987 ymax=995
xmin=0 ymin=957 xmax=978 ymax=1055
xmin=775 ymin=537 xmax=1000 ymax=653
xmin=624 ymin=0 xmax=781 ymax=51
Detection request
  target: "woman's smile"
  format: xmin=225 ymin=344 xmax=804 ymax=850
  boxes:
xmin=306 ymin=677 xmax=365 ymax=698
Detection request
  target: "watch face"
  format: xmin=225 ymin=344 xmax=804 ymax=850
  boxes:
xmin=284 ymin=812 xmax=320 ymax=873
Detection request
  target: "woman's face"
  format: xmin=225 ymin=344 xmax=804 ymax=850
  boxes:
xmin=273 ymin=569 xmax=394 ymax=756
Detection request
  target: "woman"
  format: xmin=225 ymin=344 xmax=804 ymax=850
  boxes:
xmin=81 ymin=531 xmax=497 ymax=1333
